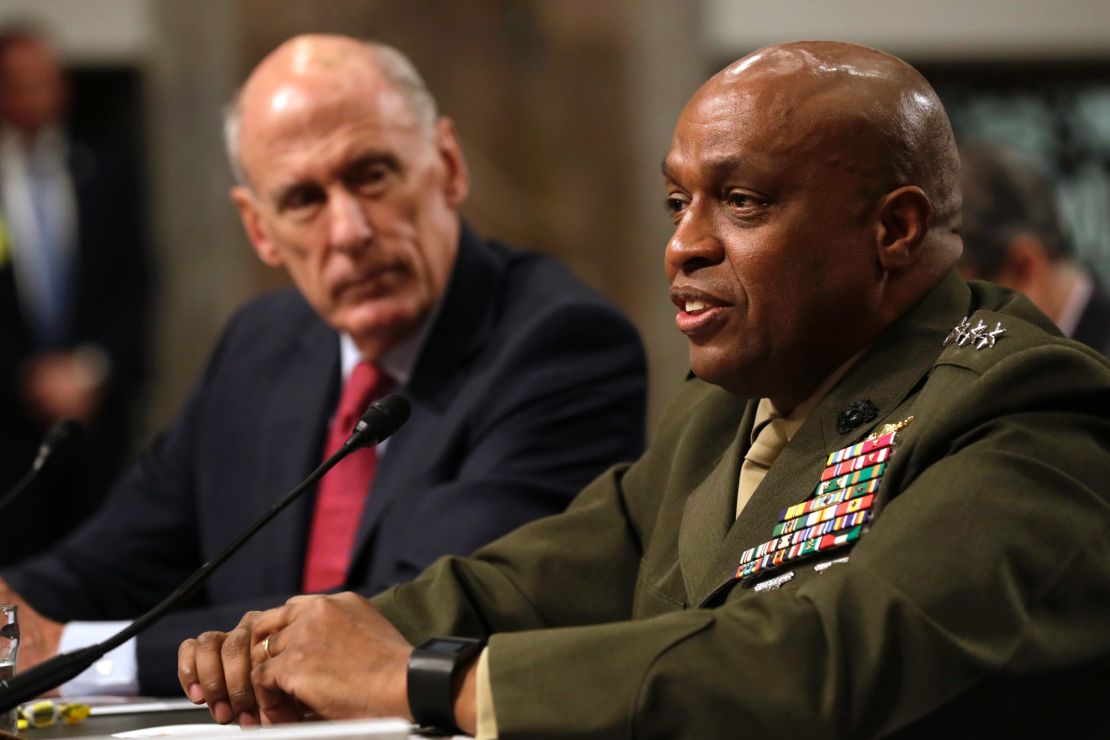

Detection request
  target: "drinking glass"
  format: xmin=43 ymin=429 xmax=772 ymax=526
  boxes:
xmin=0 ymin=605 xmax=18 ymax=735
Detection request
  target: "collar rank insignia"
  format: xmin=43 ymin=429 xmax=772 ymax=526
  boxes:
xmin=736 ymin=430 xmax=900 ymax=582
xmin=867 ymin=415 xmax=914 ymax=440
xmin=944 ymin=316 xmax=1006 ymax=350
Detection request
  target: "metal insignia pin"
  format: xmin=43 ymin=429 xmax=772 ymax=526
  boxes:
xmin=814 ymin=556 xmax=850 ymax=573
xmin=753 ymin=571 xmax=795 ymax=592
xmin=975 ymin=322 xmax=1006 ymax=350
xmin=866 ymin=415 xmax=915 ymax=440
xmin=944 ymin=316 xmax=1005 ymax=350
xmin=837 ymin=399 xmax=878 ymax=434
xmin=943 ymin=316 xmax=970 ymax=346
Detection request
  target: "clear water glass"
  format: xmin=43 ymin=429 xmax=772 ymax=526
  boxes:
xmin=0 ymin=605 xmax=18 ymax=735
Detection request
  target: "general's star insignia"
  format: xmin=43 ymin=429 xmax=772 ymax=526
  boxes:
xmin=975 ymin=322 xmax=1006 ymax=349
xmin=944 ymin=317 xmax=1006 ymax=351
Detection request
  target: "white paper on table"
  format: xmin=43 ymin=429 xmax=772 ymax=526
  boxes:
xmin=111 ymin=717 xmax=412 ymax=738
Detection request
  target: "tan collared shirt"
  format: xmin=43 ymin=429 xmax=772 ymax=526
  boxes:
xmin=735 ymin=355 xmax=859 ymax=517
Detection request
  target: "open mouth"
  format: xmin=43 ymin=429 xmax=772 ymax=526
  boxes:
xmin=670 ymin=288 xmax=732 ymax=336
xmin=682 ymin=299 xmax=715 ymax=314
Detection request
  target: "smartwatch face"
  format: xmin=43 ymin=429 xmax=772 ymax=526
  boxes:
xmin=423 ymin=639 xmax=470 ymax=654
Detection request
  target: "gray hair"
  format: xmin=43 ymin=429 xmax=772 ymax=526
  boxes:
xmin=223 ymin=41 xmax=438 ymax=188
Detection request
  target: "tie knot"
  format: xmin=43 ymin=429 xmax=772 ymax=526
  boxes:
xmin=745 ymin=415 xmax=789 ymax=469
xmin=336 ymin=362 xmax=392 ymax=430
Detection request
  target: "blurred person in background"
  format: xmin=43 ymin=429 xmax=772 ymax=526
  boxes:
xmin=0 ymin=34 xmax=646 ymax=699
xmin=0 ymin=27 xmax=150 ymax=563
xmin=959 ymin=142 xmax=1109 ymax=355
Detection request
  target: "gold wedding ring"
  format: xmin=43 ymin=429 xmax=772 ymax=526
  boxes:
xmin=262 ymin=635 xmax=274 ymax=659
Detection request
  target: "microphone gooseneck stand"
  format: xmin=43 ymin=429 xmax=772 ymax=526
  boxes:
xmin=0 ymin=420 xmax=84 ymax=517
xmin=0 ymin=395 xmax=411 ymax=712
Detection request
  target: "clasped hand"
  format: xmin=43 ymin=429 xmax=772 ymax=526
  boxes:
xmin=177 ymin=592 xmax=413 ymax=727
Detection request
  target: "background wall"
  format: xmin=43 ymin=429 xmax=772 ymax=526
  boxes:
xmin=2 ymin=0 xmax=1108 ymax=449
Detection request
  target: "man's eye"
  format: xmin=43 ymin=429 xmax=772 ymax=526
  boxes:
xmin=349 ymin=164 xmax=392 ymax=193
xmin=280 ymin=187 xmax=325 ymax=213
xmin=664 ymin=196 xmax=687 ymax=214
xmin=727 ymin=192 xmax=756 ymax=208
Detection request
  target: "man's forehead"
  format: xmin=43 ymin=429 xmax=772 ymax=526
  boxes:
xmin=666 ymin=47 xmax=901 ymax=181
xmin=666 ymin=81 xmax=807 ymax=174
xmin=239 ymin=75 xmax=418 ymax=166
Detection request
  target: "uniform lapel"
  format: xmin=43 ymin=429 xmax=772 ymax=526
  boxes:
xmin=690 ymin=272 xmax=972 ymax=605
xmin=676 ymin=401 xmax=753 ymax=604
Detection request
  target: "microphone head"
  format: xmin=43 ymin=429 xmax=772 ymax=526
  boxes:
xmin=46 ymin=419 xmax=83 ymax=446
xmin=33 ymin=419 xmax=84 ymax=471
xmin=348 ymin=394 xmax=411 ymax=448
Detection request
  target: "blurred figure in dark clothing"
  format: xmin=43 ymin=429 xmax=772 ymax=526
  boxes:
xmin=959 ymin=142 xmax=1109 ymax=355
xmin=0 ymin=28 xmax=150 ymax=562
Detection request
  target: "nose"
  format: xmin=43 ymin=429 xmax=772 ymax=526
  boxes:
xmin=664 ymin=200 xmax=725 ymax=278
xmin=327 ymin=188 xmax=373 ymax=254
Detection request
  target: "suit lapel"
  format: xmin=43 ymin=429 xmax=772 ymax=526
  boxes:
xmin=689 ymin=272 xmax=972 ymax=605
xmin=255 ymin=307 xmax=339 ymax=593
xmin=348 ymin=226 xmax=502 ymax=570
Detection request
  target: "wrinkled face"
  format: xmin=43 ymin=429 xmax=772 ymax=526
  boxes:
xmin=234 ymin=80 xmax=466 ymax=355
xmin=0 ymin=40 xmax=66 ymax=133
xmin=663 ymin=79 xmax=885 ymax=403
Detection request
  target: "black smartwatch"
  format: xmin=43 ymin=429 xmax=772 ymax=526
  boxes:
xmin=407 ymin=636 xmax=485 ymax=734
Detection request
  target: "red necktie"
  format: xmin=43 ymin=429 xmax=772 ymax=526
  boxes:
xmin=302 ymin=361 xmax=391 ymax=592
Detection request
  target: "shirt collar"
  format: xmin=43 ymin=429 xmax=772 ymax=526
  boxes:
xmin=337 ymin=285 xmax=446 ymax=386
xmin=1056 ymin=267 xmax=1094 ymax=339
xmin=0 ymin=124 xmax=67 ymax=163
xmin=752 ymin=346 xmax=869 ymax=447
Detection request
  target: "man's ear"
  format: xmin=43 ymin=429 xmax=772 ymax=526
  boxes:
xmin=231 ymin=185 xmax=284 ymax=268
xmin=875 ymin=186 xmax=932 ymax=273
xmin=434 ymin=117 xmax=470 ymax=208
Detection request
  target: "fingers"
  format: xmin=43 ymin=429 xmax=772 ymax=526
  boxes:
xmin=251 ymin=642 xmax=303 ymax=725
xmin=251 ymin=629 xmax=280 ymax=665
xmin=220 ymin=620 xmax=262 ymax=726
xmin=178 ymin=596 xmax=354 ymax=727
xmin=191 ymin=631 xmax=234 ymax=724
xmin=180 ymin=612 xmax=269 ymax=727
xmin=251 ymin=599 xmax=310 ymax=641
xmin=177 ymin=637 xmax=204 ymax=704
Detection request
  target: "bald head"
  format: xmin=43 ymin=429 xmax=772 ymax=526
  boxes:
xmin=664 ymin=41 xmax=963 ymax=406
xmin=225 ymin=35 xmax=437 ymax=188
xmin=709 ymin=41 xmax=961 ymax=234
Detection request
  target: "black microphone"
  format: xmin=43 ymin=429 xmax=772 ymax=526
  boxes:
xmin=0 ymin=394 xmax=411 ymax=710
xmin=345 ymin=393 xmax=410 ymax=448
xmin=0 ymin=419 xmax=84 ymax=516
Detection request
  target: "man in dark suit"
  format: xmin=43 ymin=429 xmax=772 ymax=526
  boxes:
xmin=182 ymin=42 xmax=1109 ymax=736
xmin=0 ymin=29 xmax=150 ymax=562
xmin=959 ymin=142 xmax=1110 ymax=355
xmin=0 ymin=35 xmax=645 ymax=698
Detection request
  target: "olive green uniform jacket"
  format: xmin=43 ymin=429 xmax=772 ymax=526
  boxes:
xmin=374 ymin=273 xmax=1110 ymax=738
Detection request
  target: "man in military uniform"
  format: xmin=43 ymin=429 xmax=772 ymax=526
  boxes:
xmin=178 ymin=41 xmax=1110 ymax=737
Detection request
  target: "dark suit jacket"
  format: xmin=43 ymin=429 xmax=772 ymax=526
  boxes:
xmin=0 ymin=127 xmax=150 ymax=561
xmin=375 ymin=272 xmax=1110 ymax=738
xmin=4 ymin=226 xmax=646 ymax=695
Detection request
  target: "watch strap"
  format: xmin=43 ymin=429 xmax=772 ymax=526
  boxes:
xmin=407 ymin=636 xmax=485 ymax=733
